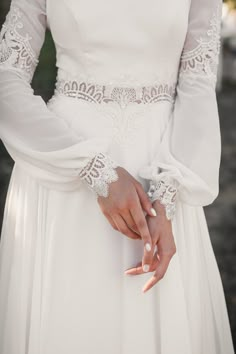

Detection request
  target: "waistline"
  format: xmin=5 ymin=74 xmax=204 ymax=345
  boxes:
xmin=54 ymin=71 xmax=177 ymax=109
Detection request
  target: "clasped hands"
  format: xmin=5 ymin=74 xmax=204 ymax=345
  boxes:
xmin=97 ymin=166 xmax=176 ymax=293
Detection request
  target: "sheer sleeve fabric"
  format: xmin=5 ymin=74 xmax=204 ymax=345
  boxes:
xmin=0 ymin=0 xmax=118 ymax=193
xmin=138 ymin=0 xmax=222 ymax=219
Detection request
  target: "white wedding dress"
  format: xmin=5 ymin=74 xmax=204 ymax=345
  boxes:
xmin=0 ymin=0 xmax=234 ymax=353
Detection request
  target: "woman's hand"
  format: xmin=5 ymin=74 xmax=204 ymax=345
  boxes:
xmin=124 ymin=199 xmax=176 ymax=293
xmin=97 ymin=166 xmax=157 ymax=269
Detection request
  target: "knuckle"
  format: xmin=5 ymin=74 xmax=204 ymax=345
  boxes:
xmin=162 ymin=245 xmax=177 ymax=258
xmin=127 ymin=199 xmax=136 ymax=209
xmin=168 ymin=246 xmax=177 ymax=256
xmin=155 ymin=270 xmax=164 ymax=280
xmin=116 ymin=203 xmax=127 ymax=213
xmin=162 ymin=251 xmax=173 ymax=259
xmin=172 ymin=245 xmax=177 ymax=255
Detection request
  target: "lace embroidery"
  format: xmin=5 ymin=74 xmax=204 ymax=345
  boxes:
xmin=53 ymin=72 xmax=176 ymax=148
xmin=0 ymin=5 xmax=38 ymax=81
xmin=55 ymin=78 xmax=176 ymax=108
xmin=78 ymin=153 xmax=119 ymax=197
xmin=147 ymin=178 xmax=178 ymax=220
xmin=179 ymin=5 xmax=221 ymax=86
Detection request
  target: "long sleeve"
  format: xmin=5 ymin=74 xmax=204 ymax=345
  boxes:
xmin=0 ymin=0 xmax=118 ymax=193
xmin=138 ymin=0 xmax=222 ymax=219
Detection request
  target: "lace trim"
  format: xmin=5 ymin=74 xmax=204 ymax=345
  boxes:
xmin=55 ymin=78 xmax=176 ymax=108
xmin=0 ymin=5 xmax=38 ymax=81
xmin=179 ymin=5 xmax=221 ymax=86
xmin=147 ymin=178 xmax=178 ymax=220
xmin=78 ymin=153 xmax=119 ymax=197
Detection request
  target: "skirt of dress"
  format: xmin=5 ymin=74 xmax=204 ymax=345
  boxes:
xmin=0 ymin=95 xmax=234 ymax=354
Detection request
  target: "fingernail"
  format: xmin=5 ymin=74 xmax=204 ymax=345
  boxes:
xmin=150 ymin=208 xmax=157 ymax=216
xmin=143 ymin=264 xmax=150 ymax=272
xmin=145 ymin=242 xmax=152 ymax=252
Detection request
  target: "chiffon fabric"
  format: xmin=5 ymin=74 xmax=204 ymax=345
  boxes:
xmin=0 ymin=0 xmax=234 ymax=353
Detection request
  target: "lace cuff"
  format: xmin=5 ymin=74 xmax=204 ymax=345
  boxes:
xmin=147 ymin=176 xmax=179 ymax=220
xmin=78 ymin=153 xmax=119 ymax=197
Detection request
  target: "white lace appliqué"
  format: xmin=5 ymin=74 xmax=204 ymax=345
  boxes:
xmin=55 ymin=78 xmax=176 ymax=108
xmin=55 ymin=75 xmax=177 ymax=148
xmin=147 ymin=178 xmax=178 ymax=220
xmin=78 ymin=153 xmax=119 ymax=198
xmin=179 ymin=6 xmax=221 ymax=86
xmin=0 ymin=5 xmax=38 ymax=81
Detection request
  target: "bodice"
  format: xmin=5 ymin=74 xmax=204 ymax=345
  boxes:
xmin=46 ymin=0 xmax=190 ymax=86
xmin=0 ymin=0 xmax=223 ymax=217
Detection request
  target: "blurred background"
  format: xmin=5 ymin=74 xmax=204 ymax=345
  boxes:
xmin=0 ymin=0 xmax=236 ymax=348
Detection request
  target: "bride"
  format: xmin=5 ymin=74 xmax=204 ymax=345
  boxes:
xmin=0 ymin=0 xmax=234 ymax=353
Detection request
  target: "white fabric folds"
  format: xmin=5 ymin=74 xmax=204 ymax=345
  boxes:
xmin=138 ymin=0 xmax=222 ymax=207
xmin=0 ymin=0 xmax=114 ymax=190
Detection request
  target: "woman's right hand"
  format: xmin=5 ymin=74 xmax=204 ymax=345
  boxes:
xmin=97 ymin=166 xmax=157 ymax=269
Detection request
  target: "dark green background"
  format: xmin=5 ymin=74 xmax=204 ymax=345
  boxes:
xmin=0 ymin=0 xmax=236 ymax=349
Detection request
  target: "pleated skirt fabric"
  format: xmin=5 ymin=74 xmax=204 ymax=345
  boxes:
xmin=0 ymin=95 xmax=234 ymax=354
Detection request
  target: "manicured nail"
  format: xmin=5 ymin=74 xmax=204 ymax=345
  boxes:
xmin=150 ymin=208 xmax=157 ymax=216
xmin=145 ymin=242 xmax=152 ymax=252
xmin=143 ymin=264 xmax=150 ymax=272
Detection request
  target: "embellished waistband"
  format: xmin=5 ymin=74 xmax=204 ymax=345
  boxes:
xmin=54 ymin=76 xmax=177 ymax=108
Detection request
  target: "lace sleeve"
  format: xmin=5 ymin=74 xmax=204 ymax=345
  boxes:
xmin=139 ymin=0 xmax=222 ymax=220
xmin=0 ymin=0 xmax=118 ymax=192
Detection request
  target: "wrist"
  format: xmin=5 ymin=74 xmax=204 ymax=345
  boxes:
xmin=147 ymin=177 xmax=178 ymax=220
xmin=78 ymin=152 xmax=119 ymax=197
xmin=152 ymin=199 xmax=166 ymax=214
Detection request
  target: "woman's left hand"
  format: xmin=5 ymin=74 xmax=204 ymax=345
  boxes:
xmin=124 ymin=200 xmax=177 ymax=293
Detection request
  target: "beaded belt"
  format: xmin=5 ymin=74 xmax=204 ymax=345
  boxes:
xmin=54 ymin=77 xmax=177 ymax=108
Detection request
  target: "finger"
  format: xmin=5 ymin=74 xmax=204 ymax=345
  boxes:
xmin=142 ymin=251 xmax=172 ymax=293
xmin=124 ymin=245 xmax=159 ymax=275
xmin=124 ymin=261 xmax=143 ymax=275
xmin=105 ymin=214 xmax=120 ymax=232
xmin=112 ymin=214 xmax=141 ymax=240
xmin=124 ymin=261 xmax=157 ymax=275
xmin=121 ymin=210 xmax=140 ymax=236
xmin=135 ymin=181 xmax=157 ymax=217
xmin=130 ymin=204 xmax=153 ymax=271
